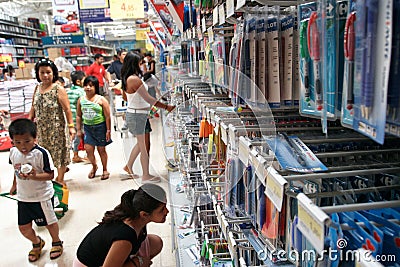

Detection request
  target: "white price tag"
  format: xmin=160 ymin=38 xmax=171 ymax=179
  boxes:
xmin=213 ymin=6 xmax=219 ymax=26
xmin=220 ymin=122 xmax=228 ymax=145
xmin=297 ymin=193 xmax=329 ymax=253
xmin=226 ymin=0 xmax=235 ymax=18
xmin=265 ymin=167 xmax=286 ymax=211
xmin=249 ymin=150 xmax=266 ymax=184
xmin=202 ymin=17 xmax=206 ymax=33
xmin=219 ymin=4 xmax=226 ymax=25
xmin=207 ymin=27 xmax=214 ymax=43
xmin=236 ymin=0 xmax=246 ymax=10
xmin=238 ymin=137 xmax=250 ymax=164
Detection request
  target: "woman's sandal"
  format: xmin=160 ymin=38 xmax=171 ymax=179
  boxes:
xmin=28 ymin=236 xmax=45 ymax=262
xmin=101 ymin=171 xmax=110 ymax=180
xmin=50 ymin=241 xmax=63 ymax=260
xmin=122 ymin=166 xmax=139 ymax=179
xmin=88 ymin=165 xmax=98 ymax=179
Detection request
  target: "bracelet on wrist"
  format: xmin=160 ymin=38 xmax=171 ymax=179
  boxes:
xmin=68 ymin=123 xmax=75 ymax=128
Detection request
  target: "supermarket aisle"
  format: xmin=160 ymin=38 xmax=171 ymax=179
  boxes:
xmin=0 ymin=118 xmax=176 ymax=267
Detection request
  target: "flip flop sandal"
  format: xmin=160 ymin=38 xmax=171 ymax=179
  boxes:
xmin=28 ymin=236 xmax=45 ymax=262
xmin=101 ymin=172 xmax=110 ymax=180
xmin=50 ymin=241 xmax=63 ymax=260
xmin=141 ymin=176 xmax=161 ymax=184
xmin=88 ymin=165 xmax=98 ymax=179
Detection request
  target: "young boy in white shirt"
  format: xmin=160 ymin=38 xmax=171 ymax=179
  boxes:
xmin=8 ymin=118 xmax=63 ymax=262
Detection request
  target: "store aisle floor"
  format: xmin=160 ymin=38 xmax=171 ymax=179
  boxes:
xmin=0 ymin=118 xmax=176 ymax=267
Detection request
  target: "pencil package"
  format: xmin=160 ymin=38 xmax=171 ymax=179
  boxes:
xmin=352 ymin=0 xmax=393 ymax=144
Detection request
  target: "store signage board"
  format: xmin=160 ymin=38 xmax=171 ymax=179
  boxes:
xmin=164 ymin=0 xmax=184 ymax=33
xmin=0 ymin=54 xmax=12 ymax=62
xmin=136 ymin=29 xmax=148 ymax=40
xmin=147 ymin=0 xmax=174 ymax=37
xmin=110 ymin=0 xmax=144 ymax=19
xmin=42 ymin=35 xmax=85 ymax=46
xmin=52 ymin=0 xmax=82 ymax=35
xmin=78 ymin=0 xmax=112 ymax=23
xmin=297 ymin=193 xmax=329 ymax=253
xmin=226 ymin=0 xmax=234 ymax=18
xmin=219 ymin=4 xmax=225 ymax=25
xmin=265 ymin=166 xmax=286 ymax=212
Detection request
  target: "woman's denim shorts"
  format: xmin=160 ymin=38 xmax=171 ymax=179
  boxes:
xmin=84 ymin=121 xmax=112 ymax=147
xmin=126 ymin=112 xmax=152 ymax=135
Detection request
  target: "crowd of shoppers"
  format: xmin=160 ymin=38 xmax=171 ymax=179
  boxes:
xmin=3 ymin=49 xmax=173 ymax=265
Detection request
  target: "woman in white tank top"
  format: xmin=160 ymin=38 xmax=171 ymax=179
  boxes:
xmin=120 ymin=52 xmax=175 ymax=183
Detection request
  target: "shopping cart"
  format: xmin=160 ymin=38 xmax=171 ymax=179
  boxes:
xmin=107 ymin=81 xmax=128 ymax=138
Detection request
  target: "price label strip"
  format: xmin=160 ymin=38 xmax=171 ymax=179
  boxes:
xmin=297 ymin=193 xmax=329 ymax=253
xmin=265 ymin=166 xmax=287 ymax=212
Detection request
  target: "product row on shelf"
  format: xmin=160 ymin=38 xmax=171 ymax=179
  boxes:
xmin=0 ymin=13 xmax=45 ymax=66
xmin=179 ymin=0 xmax=400 ymax=145
xmin=164 ymin=72 xmax=400 ymax=267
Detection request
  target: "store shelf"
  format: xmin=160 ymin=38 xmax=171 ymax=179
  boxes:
xmin=0 ymin=31 xmax=40 ymax=40
xmin=0 ymin=19 xmax=42 ymax=32
xmin=161 ymin=110 xmax=200 ymax=267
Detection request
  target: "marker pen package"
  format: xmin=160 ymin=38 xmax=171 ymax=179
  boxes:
xmin=257 ymin=9 xmax=267 ymax=106
xmin=319 ymin=0 xmax=340 ymax=133
xmin=291 ymin=9 xmax=300 ymax=106
xmin=352 ymin=0 xmax=392 ymax=144
xmin=266 ymin=6 xmax=281 ymax=108
xmin=248 ymin=13 xmax=258 ymax=105
xmin=386 ymin=0 xmax=400 ymax=137
xmin=298 ymin=2 xmax=319 ymax=118
xmin=280 ymin=12 xmax=294 ymax=107
xmin=341 ymin=0 xmax=357 ymax=127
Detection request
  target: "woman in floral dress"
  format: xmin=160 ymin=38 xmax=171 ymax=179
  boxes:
xmin=29 ymin=59 xmax=76 ymax=185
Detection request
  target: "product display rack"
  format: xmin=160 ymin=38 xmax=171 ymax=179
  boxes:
xmin=162 ymin=72 xmax=400 ymax=266
xmin=0 ymin=13 xmax=44 ymax=67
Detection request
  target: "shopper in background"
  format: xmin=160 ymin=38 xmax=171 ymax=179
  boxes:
xmin=121 ymin=52 xmax=175 ymax=183
xmin=3 ymin=65 xmax=16 ymax=81
xmin=85 ymin=54 xmax=112 ymax=96
xmin=107 ymin=49 xmax=127 ymax=81
xmin=57 ymin=77 xmax=66 ymax=88
xmin=144 ymin=52 xmax=156 ymax=76
xmin=8 ymin=119 xmax=63 ymax=262
xmin=76 ymin=76 xmax=112 ymax=180
xmin=74 ymin=184 xmax=168 ymax=267
xmin=67 ymin=71 xmax=86 ymax=163
xmin=29 ymin=58 xmax=76 ymax=185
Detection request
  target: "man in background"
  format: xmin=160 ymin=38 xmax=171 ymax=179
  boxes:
xmin=85 ymin=54 xmax=111 ymax=96
xmin=107 ymin=49 xmax=127 ymax=82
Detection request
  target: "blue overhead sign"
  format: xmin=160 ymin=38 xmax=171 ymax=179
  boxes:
xmin=41 ymin=34 xmax=85 ymax=46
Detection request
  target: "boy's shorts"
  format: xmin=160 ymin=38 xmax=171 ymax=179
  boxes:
xmin=18 ymin=197 xmax=58 ymax=226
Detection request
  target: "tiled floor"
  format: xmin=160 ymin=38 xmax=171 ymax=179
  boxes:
xmin=0 ymin=118 xmax=177 ymax=267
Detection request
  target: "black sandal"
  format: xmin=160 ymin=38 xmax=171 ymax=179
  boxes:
xmin=50 ymin=240 xmax=63 ymax=260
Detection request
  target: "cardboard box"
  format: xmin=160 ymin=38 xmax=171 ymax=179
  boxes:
xmin=47 ymin=48 xmax=62 ymax=61
xmin=59 ymin=70 xmax=70 ymax=80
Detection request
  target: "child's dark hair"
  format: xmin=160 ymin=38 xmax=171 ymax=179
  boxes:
xmin=57 ymin=77 xmax=65 ymax=84
xmin=71 ymin=71 xmax=86 ymax=85
xmin=83 ymin=76 xmax=100 ymax=95
xmin=9 ymin=118 xmax=37 ymax=139
xmin=35 ymin=58 xmax=59 ymax=83
xmin=100 ymin=184 xmax=166 ymax=224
